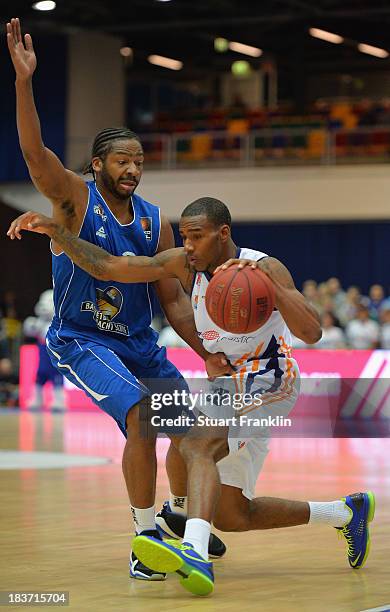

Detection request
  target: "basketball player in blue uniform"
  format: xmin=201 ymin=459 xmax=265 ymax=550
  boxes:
xmin=9 ymin=198 xmax=376 ymax=597
xmin=6 ymin=18 xmax=229 ymax=580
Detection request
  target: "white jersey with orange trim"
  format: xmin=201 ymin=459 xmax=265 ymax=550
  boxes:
xmin=192 ymin=247 xmax=295 ymax=366
xmin=191 ymin=247 xmax=300 ymax=499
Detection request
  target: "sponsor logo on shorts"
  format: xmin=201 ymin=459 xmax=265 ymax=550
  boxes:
xmin=81 ymin=286 xmax=129 ymax=336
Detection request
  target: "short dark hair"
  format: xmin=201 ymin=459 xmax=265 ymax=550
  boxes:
xmin=83 ymin=127 xmax=141 ymax=175
xmin=181 ymin=197 xmax=231 ymax=228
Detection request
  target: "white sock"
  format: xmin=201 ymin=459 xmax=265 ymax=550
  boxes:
xmin=308 ymin=500 xmax=352 ymax=527
xmin=169 ymin=493 xmax=188 ymax=516
xmin=130 ymin=505 xmax=156 ymax=534
xmin=183 ymin=518 xmax=211 ymax=560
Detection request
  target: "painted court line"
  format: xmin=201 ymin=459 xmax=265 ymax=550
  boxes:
xmin=360 ymin=606 xmax=390 ymax=612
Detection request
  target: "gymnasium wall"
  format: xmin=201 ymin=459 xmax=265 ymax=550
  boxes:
xmin=66 ymin=32 xmax=125 ymax=171
xmin=0 ymin=35 xmax=67 ymax=182
xmin=0 ymin=199 xmax=52 ymax=320
xmin=2 ymin=164 xmax=390 ymax=221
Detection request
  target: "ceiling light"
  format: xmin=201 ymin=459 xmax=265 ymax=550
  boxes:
xmin=232 ymin=60 xmax=251 ymax=77
xmin=120 ymin=47 xmax=133 ymax=57
xmin=215 ymin=37 xmax=229 ymax=53
xmin=309 ymin=28 xmax=344 ymax=44
xmin=358 ymin=43 xmax=389 ymax=58
xmin=148 ymin=54 xmax=183 ymax=70
xmin=228 ymin=41 xmax=262 ymax=57
xmin=32 ymin=1 xmax=56 ymax=10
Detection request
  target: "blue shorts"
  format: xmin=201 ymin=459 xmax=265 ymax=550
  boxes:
xmin=46 ymin=323 xmax=189 ymax=437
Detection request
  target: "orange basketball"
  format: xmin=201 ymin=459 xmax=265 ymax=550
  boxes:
xmin=205 ymin=264 xmax=275 ymax=334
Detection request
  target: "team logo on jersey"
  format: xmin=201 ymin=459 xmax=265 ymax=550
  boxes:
xmin=94 ymin=204 xmax=107 ymax=222
xmin=196 ymin=273 xmax=202 ymax=286
xmin=96 ymin=226 xmax=107 ymax=238
xmin=200 ymin=330 xmax=220 ymax=341
xmin=140 ymin=216 xmax=152 ymax=240
xmin=80 ymin=286 xmax=129 ymax=336
xmin=193 ymin=295 xmax=199 ymax=310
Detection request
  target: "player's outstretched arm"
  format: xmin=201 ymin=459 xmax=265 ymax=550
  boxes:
xmin=6 ymin=18 xmax=86 ymax=222
xmin=6 ymin=211 xmax=182 ymax=283
xmin=215 ymin=256 xmax=322 ymax=344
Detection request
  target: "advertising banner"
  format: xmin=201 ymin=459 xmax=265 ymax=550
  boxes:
xmin=19 ymin=346 xmax=390 ymax=423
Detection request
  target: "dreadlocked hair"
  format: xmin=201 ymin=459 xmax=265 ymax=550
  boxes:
xmin=82 ymin=127 xmax=141 ymax=176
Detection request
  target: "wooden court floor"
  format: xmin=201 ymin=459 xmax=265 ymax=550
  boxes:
xmin=0 ymin=410 xmax=389 ymax=612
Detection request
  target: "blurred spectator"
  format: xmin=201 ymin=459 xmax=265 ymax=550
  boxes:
xmin=0 ymin=320 xmax=12 ymax=379
xmin=0 ymin=314 xmax=18 ymax=406
xmin=0 ymin=290 xmax=22 ymax=370
xmin=326 ymin=277 xmax=346 ymax=318
xmin=318 ymin=293 xmax=344 ymax=328
xmin=315 ymin=312 xmax=346 ymax=350
xmin=368 ymin=284 xmax=385 ymax=321
xmin=337 ymin=285 xmax=361 ymax=327
xmin=0 ymin=290 xmax=19 ymax=319
xmin=302 ymin=280 xmax=322 ymax=315
xmin=317 ymin=282 xmax=331 ymax=307
xmin=158 ymin=325 xmax=189 ymax=348
xmin=155 ymin=315 xmax=189 ymax=348
xmin=23 ymin=290 xmax=65 ymax=411
xmin=379 ymin=300 xmax=390 ymax=349
xmin=345 ymin=303 xmax=380 ymax=349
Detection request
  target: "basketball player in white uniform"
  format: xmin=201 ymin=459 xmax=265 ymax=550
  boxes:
xmin=9 ymin=199 xmax=375 ymax=596
xmin=189 ymin=243 xmax=300 ymax=501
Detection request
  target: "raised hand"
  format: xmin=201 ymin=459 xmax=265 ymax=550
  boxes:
xmin=7 ymin=211 xmax=56 ymax=240
xmin=6 ymin=17 xmax=37 ymax=80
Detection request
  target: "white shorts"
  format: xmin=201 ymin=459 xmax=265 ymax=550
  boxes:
xmin=196 ymin=357 xmax=300 ymax=500
xmin=217 ymin=436 xmax=270 ymax=500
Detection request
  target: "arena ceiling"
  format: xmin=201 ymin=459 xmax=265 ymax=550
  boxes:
xmin=3 ymin=0 xmax=390 ymax=77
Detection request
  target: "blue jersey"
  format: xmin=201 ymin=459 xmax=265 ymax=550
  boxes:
xmin=51 ymin=181 xmax=161 ymax=339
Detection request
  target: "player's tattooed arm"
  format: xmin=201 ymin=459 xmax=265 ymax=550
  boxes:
xmin=6 ymin=211 xmax=183 ymax=283
xmin=7 ymin=18 xmax=87 ymax=228
xmin=258 ymin=257 xmax=322 ymax=344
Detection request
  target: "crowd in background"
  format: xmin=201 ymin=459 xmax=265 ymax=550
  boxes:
xmin=0 ymin=277 xmax=389 ymax=407
xmin=293 ymin=277 xmax=390 ymax=350
xmin=155 ymin=277 xmax=390 ymax=351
